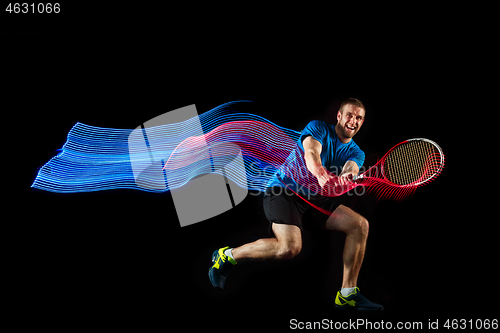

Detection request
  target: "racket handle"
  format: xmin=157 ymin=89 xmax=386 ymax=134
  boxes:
xmin=352 ymin=174 xmax=364 ymax=181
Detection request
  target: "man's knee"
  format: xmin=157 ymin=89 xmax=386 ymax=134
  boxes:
xmin=356 ymin=216 xmax=369 ymax=236
xmin=277 ymin=239 xmax=302 ymax=259
xmin=272 ymin=224 xmax=302 ymax=259
xmin=344 ymin=213 xmax=369 ymax=236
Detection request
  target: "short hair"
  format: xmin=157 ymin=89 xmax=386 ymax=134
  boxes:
xmin=339 ymin=98 xmax=365 ymax=113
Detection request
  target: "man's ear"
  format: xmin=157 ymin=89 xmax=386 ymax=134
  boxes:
xmin=337 ymin=110 xmax=342 ymax=122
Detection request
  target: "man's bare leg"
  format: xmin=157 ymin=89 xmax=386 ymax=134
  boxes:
xmin=209 ymin=223 xmax=302 ymax=289
xmin=325 ymin=205 xmax=383 ymax=311
xmin=231 ymin=223 xmax=302 ymax=261
xmin=324 ymin=205 xmax=369 ymax=288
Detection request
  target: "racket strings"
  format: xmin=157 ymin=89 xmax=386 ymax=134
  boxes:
xmin=384 ymin=140 xmax=441 ymax=186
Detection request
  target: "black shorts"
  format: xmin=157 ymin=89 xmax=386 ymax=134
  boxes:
xmin=263 ymin=186 xmax=342 ymax=232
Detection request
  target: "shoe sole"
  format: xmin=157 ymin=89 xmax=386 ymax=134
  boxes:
xmin=334 ymin=304 xmax=384 ymax=312
xmin=208 ymin=268 xmax=222 ymax=290
xmin=209 ymin=249 xmax=224 ymax=290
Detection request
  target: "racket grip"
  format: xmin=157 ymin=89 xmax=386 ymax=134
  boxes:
xmin=352 ymin=174 xmax=364 ymax=181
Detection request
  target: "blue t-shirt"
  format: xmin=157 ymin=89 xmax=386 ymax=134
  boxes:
xmin=267 ymin=120 xmax=365 ymax=192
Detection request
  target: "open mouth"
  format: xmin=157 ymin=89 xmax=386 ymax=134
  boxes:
xmin=346 ymin=124 xmax=356 ymax=131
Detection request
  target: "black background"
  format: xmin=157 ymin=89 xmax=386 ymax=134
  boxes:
xmin=5 ymin=3 xmax=496 ymax=330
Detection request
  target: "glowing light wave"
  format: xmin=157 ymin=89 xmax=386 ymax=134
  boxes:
xmin=31 ymin=101 xmax=300 ymax=193
xmin=32 ymin=101 xmax=443 ymax=212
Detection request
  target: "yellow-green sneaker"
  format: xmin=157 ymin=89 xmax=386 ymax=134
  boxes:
xmin=334 ymin=287 xmax=384 ymax=312
xmin=208 ymin=246 xmax=237 ymax=289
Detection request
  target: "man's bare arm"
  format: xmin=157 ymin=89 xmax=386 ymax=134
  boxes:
xmin=302 ymin=136 xmax=333 ymax=188
xmin=338 ymin=160 xmax=360 ymax=185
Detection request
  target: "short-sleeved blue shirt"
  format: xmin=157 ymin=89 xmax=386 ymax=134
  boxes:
xmin=267 ymin=120 xmax=365 ymax=191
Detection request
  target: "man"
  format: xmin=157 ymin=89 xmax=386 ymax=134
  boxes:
xmin=208 ymin=98 xmax=383 ymax=312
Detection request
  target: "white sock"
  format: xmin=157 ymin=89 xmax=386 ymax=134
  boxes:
xmin=341 ymin=287 xmax=356 ymax=297
xmin=224 ymin=248 xmax=235 ymax=260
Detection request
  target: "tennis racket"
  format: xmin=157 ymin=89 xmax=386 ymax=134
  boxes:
xmin=352 ymin=138 xmax=445 ymax=187
xmin=313 ymin=137 xmax=445 ymax=203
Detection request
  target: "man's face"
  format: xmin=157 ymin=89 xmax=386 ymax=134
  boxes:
xmin=336 ymin=104 xmax=365 ymax=139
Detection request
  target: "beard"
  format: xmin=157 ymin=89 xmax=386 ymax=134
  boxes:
xmin=337 ymin=122 xmax=358 ymax=139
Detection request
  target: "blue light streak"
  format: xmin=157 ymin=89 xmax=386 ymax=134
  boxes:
xmin=31 ymin=101 xmax=300 ymax=194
